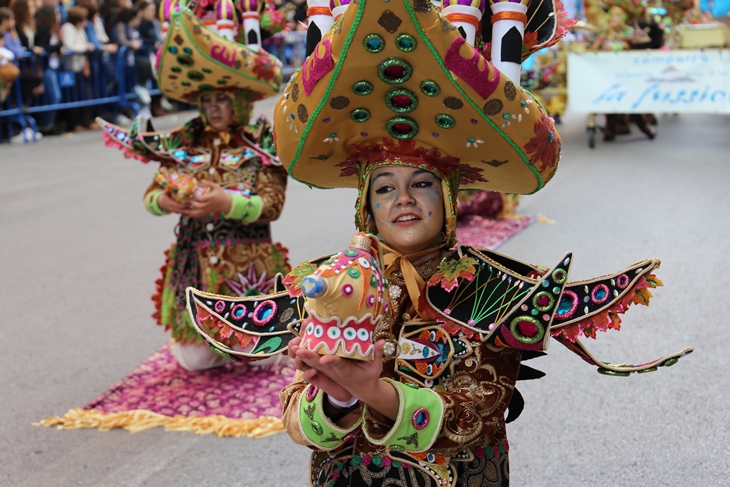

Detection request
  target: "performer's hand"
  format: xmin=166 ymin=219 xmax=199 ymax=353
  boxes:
xmin=158 ymin=192 xmax=190 ymax=214
xmin=296 ymin=340 xmax=399 ymax=420
xmin=185 ymin=180 xmax=232 ymax=217
xmin=288 ymin=337 xmax=353 ymax=403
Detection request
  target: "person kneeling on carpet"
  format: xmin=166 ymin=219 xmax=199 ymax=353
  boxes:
xmin=96 ymin=6 xmax=290 ymax=371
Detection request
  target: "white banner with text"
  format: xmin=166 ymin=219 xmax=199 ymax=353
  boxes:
xmin=567 ymin=49 xmax=730 ymax=113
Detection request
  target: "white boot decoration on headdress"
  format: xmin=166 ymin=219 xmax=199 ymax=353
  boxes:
xmin=489 ymin=0 xmax=528 ymax=82
xmin=159 ymin=0 xmax=179 ymax=38
xmin=240 ymin=0 xmax=262 ymax=50
xmin=216 ymin=0 xmax=239 ymax=41
xmin=441 ymin=0 xmax=486 ymax=47
xmin=305 ymin=0 xmax=334 ymax=55
xmin=329 ymin=0 xmax=351 ymax=21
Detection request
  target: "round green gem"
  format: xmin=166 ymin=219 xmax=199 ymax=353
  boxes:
xmin=509 ymin=316 xmax=545 ymax=344
xmin=168 ymin=46 xmax=178 ymax=54
xmin=395 ymin=34 xmax=417 ymax=52
xmin=181 ymin=81 xmax=191 ymax=87
xmin=420 ymin=80 xmax=440 ymax=97
xmin=351 ymin=108 xmax=371 ymax=123
xmin=171 ymin=66 xmax=181 ymax=73
xmin=372 ymin=456 xmax=383 ymax=466
xmin=435 ymin=114 xmax=455 ymax=129
xmin=364 ymin=34 xmax=385 ymax=53
xmin=183 ymin=47 xmax=193 ymax=55
xmin=370 ymin=274 xmax=378 ymax=287
xmin=378 ymin=58 xmax=412 ymax=85
xmin=202 ymin=67 xmax=212 ymax=73
xmin=187 ymin=71 xmax=204 ymax=81
xmin=348 ymin=267 xmax=361 ymax=278
xmin=311 ymin=421 xmax=323 ymax=435
xmin=217 ymin=80 xmax=227 ymax=85
xmin=352 ymin=455 xmax=362 ymax=466
xmin=385 ymin=88 xmax=418 ymax=114
xmin=198 ymin=84 xmax=215 ymax=91
xmin=352 ymin=81 xmax=374 ymax=96
xmin=386 ymin=116 xmax=419 ymax=140
xmin=176 ymin=54 xmax=193 ymax=67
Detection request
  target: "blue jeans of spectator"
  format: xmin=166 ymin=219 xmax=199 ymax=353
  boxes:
xmin=34 ymin=69 xmax=61 ymax=129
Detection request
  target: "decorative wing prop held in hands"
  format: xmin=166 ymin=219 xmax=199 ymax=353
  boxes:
xmin=426 ymin=246 xmax=693 ymax=375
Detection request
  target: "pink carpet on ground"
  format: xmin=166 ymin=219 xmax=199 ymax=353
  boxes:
xmin=85 ymin=343 xmax=295 ymax=419
xmin=456 ymin=214 xmax=537 ymax=249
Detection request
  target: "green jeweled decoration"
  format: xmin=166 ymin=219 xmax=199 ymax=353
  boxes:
xmin=181 ymin=81 xmax=191 ymax=87
xmin=168 ymin=46 xmax=178 ymax=54
xmin=177 ymin=54 xmax=194 ymax=67
xmin=386 ymin=117 xmax=419 ymax=139
xmin=395 ymin=34 xmax=417 ymax=52
xmin=509 ymin=316 xmax=545 ymax=344
xmin=435 ymin=114 xmax=455 ymax=129
xmin=187 ymin=71 xmax=205 ymax=82
xmin=552 ymin=268 xmax=567 ymax=284
xmin=311 ymin=421 xmax=324 ymax=435
xmin=352 ymin=80 xmax=374 ymax=96
xmin=420 ymin=80 xmax=440 ymax=97
xmin=171 ymin=66 xmax=181 ymax=73
xmin=378 ymin=58 xmax=413 ymax=85
xmin=350 ymin=108 xmax=371 ymax=122
xmin=183 ymin=47 xmax=193 ymax=55
xmin=532 ymin=291 xmax=555 ymax=312
xmin=364 ymin=34 xmax=385 ymax=53
xmin=385 ymin=88 xmax=418 ymax=114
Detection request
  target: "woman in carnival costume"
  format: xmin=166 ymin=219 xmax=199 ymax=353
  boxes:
xmin=97 ymin=0 xmax=291 ymax=371
xmin=186 ymin=0 xmax=691 ymax=484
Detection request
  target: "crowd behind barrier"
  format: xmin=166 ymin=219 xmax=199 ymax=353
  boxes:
xmin=1 ymin=31 xmax=307 ymax=143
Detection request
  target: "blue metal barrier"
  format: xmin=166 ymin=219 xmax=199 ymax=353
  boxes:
xmin=1 ymin=32 xmax=308 ymax=143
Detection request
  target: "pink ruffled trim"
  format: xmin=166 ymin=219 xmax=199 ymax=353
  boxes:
xmin=100 ymin=130 xmax=152 ymax=163
xmin=551 ymin=275 xmax=660 ymax=342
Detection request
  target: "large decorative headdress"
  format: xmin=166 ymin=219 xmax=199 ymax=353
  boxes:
xmin=274 ymin=0 xmax=572 ymax=245
xmin=155 ymin=0 xmax=283 ymax=105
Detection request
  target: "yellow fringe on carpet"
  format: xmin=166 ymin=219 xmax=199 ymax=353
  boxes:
xmin=33 ymin=408 xmax=284 ymax=438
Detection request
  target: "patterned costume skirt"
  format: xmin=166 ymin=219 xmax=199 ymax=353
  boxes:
xmin=153 ymin=214 xmax=290 ymax=344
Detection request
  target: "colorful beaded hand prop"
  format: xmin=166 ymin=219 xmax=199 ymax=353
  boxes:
xmin=292 ymin=233 xmax=387 ymax=361
xmin=153 ymin=167 xmax=204 ymax=203
xmin=424 ymin=246 xmax=693 ymax=375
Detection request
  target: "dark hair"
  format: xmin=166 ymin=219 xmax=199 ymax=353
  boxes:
xmin=107 ymin=7 xmax=138 ymax=29
xmin=11 ymin=0 xmax=32 ymax=30
xmin=133 ymin=0 xmax=153 ymax=10
xmin=0 ymin=6 xmax=12 ymax=24
xmin=36 ymin=5 xmax=58 ymax=33
xmin=66 ymin=5 xmax=89 ymax=26
xmin=76 ymin=0 xmax=98 ymax=19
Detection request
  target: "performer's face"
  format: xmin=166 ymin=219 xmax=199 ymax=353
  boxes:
xmin=200 ymin=92 xmax=235 ymax=132
xmin=368 ymin=166 xmax=445 ymax=254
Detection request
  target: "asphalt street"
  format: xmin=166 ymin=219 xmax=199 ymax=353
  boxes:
xmin=1 ymin=105 xmax=728 ymax=487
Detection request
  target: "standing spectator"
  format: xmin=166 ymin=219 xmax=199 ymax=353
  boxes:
xmin=59 ymin=5 xmax=95 ymax=131
xmin=107 ymin=7 xmax=152 ymax=116
xmin=11 ymin=0 xmax=39 ymax=53
xmin=135 ymin=0 xmax=162 ymax=115
xmin=34 ymin=3 xmax=62 ymax=133
xmin=77 ymin=0 xmax=117 ymax=53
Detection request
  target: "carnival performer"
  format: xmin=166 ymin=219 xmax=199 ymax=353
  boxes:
xmin=185 ymin=0 xmax=691 ymax=484
xmin=97 ymin=3 xmax=290 ymax=371
xmin=589 ymin=0 xmax=657 ymax=141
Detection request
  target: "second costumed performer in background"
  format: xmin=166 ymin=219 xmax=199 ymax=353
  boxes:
xmin=185 ymin=0 xmax=692 ymax=484
xmin=97 ymin=2 xmax=291 ymax=371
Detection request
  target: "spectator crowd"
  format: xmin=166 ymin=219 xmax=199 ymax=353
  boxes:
xmin=0 ymin=0 xmax=310 ymax=143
